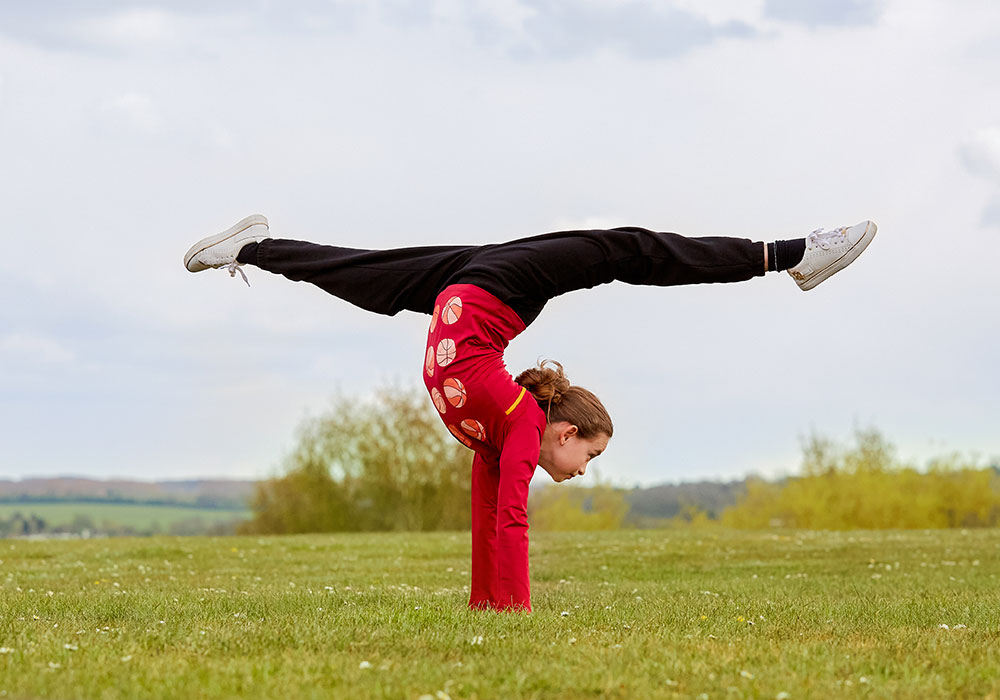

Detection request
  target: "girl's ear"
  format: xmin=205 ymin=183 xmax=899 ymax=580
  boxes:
xmin=561 ymin=424 xmax=578 ymax=443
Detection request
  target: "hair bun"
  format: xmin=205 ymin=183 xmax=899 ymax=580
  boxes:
xmin=514 ymin=359 xmax=613 ymax=438
xmin=515 ymin=359 xmax=570 ymax=404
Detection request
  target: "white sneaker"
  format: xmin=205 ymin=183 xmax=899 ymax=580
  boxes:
xmin=183 ymin=214 xmax=269 ymax=284
xmin=787 ymin=220 xmax=877 ymax=291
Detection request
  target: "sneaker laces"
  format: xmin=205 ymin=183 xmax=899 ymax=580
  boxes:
xmin=226 ymin=261 xmax=251 ymax=287
xmin=806 ymin=227 xmax=848 ymax=250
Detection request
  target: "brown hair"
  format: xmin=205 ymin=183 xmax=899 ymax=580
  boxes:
xmin=514 ymin=360 xmax=613 ymax=439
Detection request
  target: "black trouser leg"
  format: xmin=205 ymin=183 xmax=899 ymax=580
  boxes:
xmin=249 ymin=239 xmax=479 ymax=316
xmin=247 ymin=228 xmax=764 ymax=325
xmin=449 ymin=227 xmax=765 ymax=325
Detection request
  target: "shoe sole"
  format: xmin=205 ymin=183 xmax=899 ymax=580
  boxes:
xmin=184 ymin=214 xmax=268 ymax=272
xmin=798 ymin=221 xmax=877 ymax=291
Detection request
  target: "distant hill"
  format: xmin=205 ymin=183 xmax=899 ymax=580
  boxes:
xmin=625 ymin=479 xmax=748 ymax=522
xmin=0 ymin=475 xmax=751 ymax=519
xmin=0 ymin=478 xmax=256 ymax=509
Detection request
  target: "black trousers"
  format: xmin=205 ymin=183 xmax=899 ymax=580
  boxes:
xmin=248 ymin=227 xmax=765 ymax=327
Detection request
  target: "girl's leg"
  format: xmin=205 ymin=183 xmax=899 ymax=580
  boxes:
xmin=448 ymin=227 xmax=767 ymax=326
xmin=184 ymin=214 xmax=482 ymax=317
xmin=187 ymin=216 xmax=873 ymax=323
xmin=241 ymin=238 xmax=479 ymax=316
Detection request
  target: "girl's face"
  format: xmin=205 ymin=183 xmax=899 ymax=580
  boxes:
xmin=538 ymin=421 xmax=610 ymax=482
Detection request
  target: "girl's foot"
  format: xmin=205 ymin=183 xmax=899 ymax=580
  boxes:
xmin=183 ymin=214 xmax=270 ymax=284
xmin=787 ymin=220 xmax=877 ymax=291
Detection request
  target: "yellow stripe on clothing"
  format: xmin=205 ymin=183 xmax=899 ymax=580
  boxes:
xmin=505 ymin=386 xmax=527 ymax=415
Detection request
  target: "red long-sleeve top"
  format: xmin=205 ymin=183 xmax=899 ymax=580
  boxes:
xmin=421 ymin=283 xmax=546 ymax=612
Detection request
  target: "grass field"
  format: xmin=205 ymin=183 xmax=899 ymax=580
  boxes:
xmin=1 ymin=528 xmax=998 ymax=699
xmin=0 ymin=502 xmax=250 ymax=531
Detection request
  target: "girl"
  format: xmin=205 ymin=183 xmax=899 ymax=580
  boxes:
xmin=184 ymin=216 xmax=876 ymax=611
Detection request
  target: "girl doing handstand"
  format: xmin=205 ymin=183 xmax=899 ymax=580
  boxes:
xmin=184 ymin=216 xmax=876 ymax=612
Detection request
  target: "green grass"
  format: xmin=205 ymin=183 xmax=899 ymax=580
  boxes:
xmin=1 ymin=529 xmax=998 ymax=699
xmin=0 ymin=502 xmax=250 ymax=530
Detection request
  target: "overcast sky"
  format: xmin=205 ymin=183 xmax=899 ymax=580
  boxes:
xmin=1 ymin=0 xmax=998 ymax=488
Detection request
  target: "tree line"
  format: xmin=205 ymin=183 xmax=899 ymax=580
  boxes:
xmin=239 ymin=386 xmax=1000 ymax=534
xmin=720 ymin=429 xmax=1000 ymax=529
xmin=238 ymin=388 xmax=473 ymax=534
xmin=9 ymin=386 xmax=994 ymax=536
xmin=0 ymin=512 xmax=242 ymax=538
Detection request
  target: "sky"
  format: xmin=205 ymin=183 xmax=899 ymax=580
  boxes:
xmin=1 ymin=0 xmax=998 ymax=488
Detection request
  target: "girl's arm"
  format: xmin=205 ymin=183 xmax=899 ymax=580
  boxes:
xmin=495 ymin=421 xmax=541 ymax=612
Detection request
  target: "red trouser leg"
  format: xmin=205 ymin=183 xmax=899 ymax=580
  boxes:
xmin=469 ymin=452 xmax=500 ymax=609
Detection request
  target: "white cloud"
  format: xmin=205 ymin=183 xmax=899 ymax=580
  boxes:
xmin=0 ymin=5 xmax=196 ymax=55
xmin=959 ymin=125 xmax=1000 ymax=227
xmin=548 ymin=215 xmax=630 ymax=231
xmin=493 ymin=1 xmax=756 ymax=60
xmin=763 ymin=0 xmax=885 ymax=27
xmin=0 ymin=332 xmax=75 ymax=366
xmin=982 ymin=198 xmax=1000 ymax=227
xmin=467 ymin=0 xmax=537 ymax=31
xmin=91 ymin=92 xmax=236 ymax=152
xmin=1 ymin=0 xmax=998 ymax=482
xmin=73 ymin=8 xmax=178 ymax=49
xmin=100 ymin=93 xmax=163 ymax=136
xmin=959 ymin=125 xmax=1000 ymax=182
xmin=670 ymin=0 xmax=762 ymax=27
xmin=2 ymin=2 xmax=753 ymax=63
